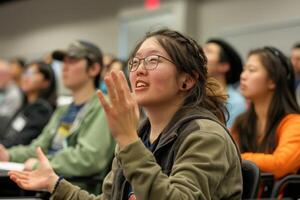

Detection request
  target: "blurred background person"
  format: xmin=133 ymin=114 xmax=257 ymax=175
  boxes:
xmin=204 ymin=39 xmax=246 ymax=128
xmin=232 ymin=47 xmax=300 ymax=179
xmin=290 ymin=43 xmax=300 ymax=106
xmin=0 ymin=59 xmax=23 ymax=120
xmin=99 ymin=57 xmax=126 ymax=93
xmin=9 ymin=57 xmax=27 ymax=88
xmin=0 ymin=61 xmax=57 ymax=148
xmin=43 ymin=51 xmax=72 ymax=105
xmin=0 ymin=40 xmax=115 ymax=194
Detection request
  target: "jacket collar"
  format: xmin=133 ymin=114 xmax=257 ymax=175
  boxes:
xmin=138 ymin=106 xmax=221 ymax=152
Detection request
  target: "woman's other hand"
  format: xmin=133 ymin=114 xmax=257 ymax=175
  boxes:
xmin=8 ymin=147 xmax=59 ymax=193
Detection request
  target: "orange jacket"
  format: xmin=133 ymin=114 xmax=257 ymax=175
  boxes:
xmin=233 ymin=114 xmax=300 ymax=179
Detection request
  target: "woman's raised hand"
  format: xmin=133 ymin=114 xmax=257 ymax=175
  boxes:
xmin=97 ymin=71 xmax=140 ymax=149
xmin=8 ymin=147 xmax=59 ymax=192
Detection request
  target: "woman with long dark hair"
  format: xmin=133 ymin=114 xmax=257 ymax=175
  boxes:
xmin=232 ymin=47 xmax=300 ymax=178
xmin=9 ymin=29 xmax=242 ymax=200
xmin=0 ymin=61 xmax=57 ymax=147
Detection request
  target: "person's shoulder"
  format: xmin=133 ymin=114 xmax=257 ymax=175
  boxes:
xmin=193 ymin=118 xmax=229 ymax=141
xmin=227 ymin=85 xmax=245 ymax=104
xmin=281 ymin=113 xmax=300 ymax=121
xmin=276 ymin=113 xmax=300 ymax=134
xmin=279 ymin=113 xmax=300 ymax=126
xmin=87 ymin=93 xmax=102 ymax=108
xmin=24 ymin=99 xmax=53 ymax=114
xmin=52 ymin=103 xmax=70 ymax=116
xmin=185 ymin=119 xmax=239 ymax=159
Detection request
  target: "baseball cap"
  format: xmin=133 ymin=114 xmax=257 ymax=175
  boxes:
xmin=52 ymin=40 xmax=103 ymax=66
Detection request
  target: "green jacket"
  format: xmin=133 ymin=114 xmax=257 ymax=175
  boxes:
xmin=9 ymin=95 xmax=115 ymax=180
xmin=52 ymin=107 xmax=242 ymax=200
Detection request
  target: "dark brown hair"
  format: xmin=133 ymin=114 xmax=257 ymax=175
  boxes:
xmin=29 ymin=61 xmax=57 ymax=109
xmin=128 ymin=28 xmax=227 ymax=123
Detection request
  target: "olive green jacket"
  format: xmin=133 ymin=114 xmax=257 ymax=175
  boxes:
xmin=52 ymin=107 xmax=242 ymax=200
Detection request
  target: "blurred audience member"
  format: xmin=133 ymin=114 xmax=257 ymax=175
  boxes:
xmin=0 ymin=59 xmax=23 ymax=119
xmin=204 ymin=39 xmax=246 ymax=128
xmin=9 ymin=57 xmax=27 ymax=88
xmin=290 ymin=43 xmax=300 ymax=106
xmin=232 ymin=47 xmax=300 ymax=179
xmin=43 ymin=52 xmax=71 ymax=100
xmin=100 ymin=57 xmax=126 ymax=93
xmin=0 ymin=40 xmax=115 ymax=193
xmin=102 ymin=54 xmax=114 ymax=67
xmin=0 ymin=61 xmax=57 ymax=148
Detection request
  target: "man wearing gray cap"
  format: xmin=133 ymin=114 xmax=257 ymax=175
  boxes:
xmin=0 ymin=40 xmax=115 ymax=193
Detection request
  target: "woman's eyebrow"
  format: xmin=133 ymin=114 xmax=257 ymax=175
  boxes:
xmin=135 ymin=50 xmax=162 ymax=57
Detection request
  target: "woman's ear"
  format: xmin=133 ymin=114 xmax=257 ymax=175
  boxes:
xmin=179 ymin=73 xmax=197 ymax=91
xmin=267 ymin=79 xmax=276 ymax=90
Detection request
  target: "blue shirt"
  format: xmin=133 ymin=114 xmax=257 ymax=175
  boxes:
xmin=226 ymin=85 xmax=246 ymax=128
xmin=48 ymin=103 xmax=84 ymax=155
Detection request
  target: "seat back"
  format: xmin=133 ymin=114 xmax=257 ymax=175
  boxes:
xmin=271 ymin=173 xmax=300 ymax=198
xmin=242 ymin=160 xmax=260 ymax=199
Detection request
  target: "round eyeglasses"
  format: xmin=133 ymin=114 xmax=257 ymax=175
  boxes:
xmin=128 ymin=55 xmax=175 ymax=72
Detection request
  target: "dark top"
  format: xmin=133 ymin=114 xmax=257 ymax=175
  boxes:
xmin=126 ymin=132 xmax=161 ymax=200
xmin=0 ymin=99 xmax=54 ymax=148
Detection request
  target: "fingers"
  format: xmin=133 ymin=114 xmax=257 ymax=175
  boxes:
xmin=9 ymin=171 xmax=34 ymax=190
xmin=101 ymin=71 xmax=132 ymax=107
xmin=105 ymin=75 xmax=118 ymax=103
xmin=9 ymin=170 xmax=30 ymax=180
xmin=111 ymin=72 xmax=126 ymax=102
xmin=97 ymin=90 xmax=110 ymax=112
xmin=117 ymin=71 xmax=132 ymax=100
xmin=36 ymin=147 xmax=48 ymax=164
xmin=10 ymin=175 xmax=30 ymax=190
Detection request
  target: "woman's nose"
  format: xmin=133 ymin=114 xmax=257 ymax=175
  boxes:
xmin=240 ymin=71 xmax=247 ymax=81
xmin=135 ymin=61 xmax=147 ymax=76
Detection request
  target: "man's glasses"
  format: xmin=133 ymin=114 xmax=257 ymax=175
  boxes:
xmin=128 ymin=55 xmax=175 ymax=72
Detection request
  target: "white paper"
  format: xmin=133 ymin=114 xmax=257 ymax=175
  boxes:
xmin=0 ymin=161 xmax=24 ymax=171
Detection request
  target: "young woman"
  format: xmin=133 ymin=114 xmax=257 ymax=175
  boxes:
xmin=232 ymin=47 xmax=300 ymax=179
xmin=9 ymin=29 xmax=242 ymax=199
xmin=0 ymin=61 xmax=57 ymax=148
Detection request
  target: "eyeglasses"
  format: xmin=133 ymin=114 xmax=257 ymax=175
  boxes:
xmin=128 ymin=55 xmax=175 ymax=72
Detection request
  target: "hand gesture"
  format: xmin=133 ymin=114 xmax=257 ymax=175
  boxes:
xmin=97 ymin=71 xmax=140 ymax=149
xmin=8 ymin=147 xmax=59 ymax=192
xmin=24 ymin=158 xmax=39 ymax=171
xmin=0 ymin=144 xmax=9 ymax=161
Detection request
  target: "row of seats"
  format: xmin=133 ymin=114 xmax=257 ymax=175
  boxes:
xmin=243 ymin=160 xmax=300 ymax=199
xmin=1 ymin=160 xmax=298 ymax=200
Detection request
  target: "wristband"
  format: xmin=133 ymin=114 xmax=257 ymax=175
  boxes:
xmin=52 ymin=176 xmax=64 ymax=194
